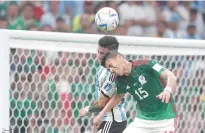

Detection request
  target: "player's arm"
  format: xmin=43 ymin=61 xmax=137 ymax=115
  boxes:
xmin=88 ymin=94 xmax=110 ymax=113
xmin=80 ymin=73 xmax=116 ymax=116
xmin=99 ymin=93 xmax=125 ymax=115
xmin=156 ymin=69 xmax=177 ymax=103
xmin=92 ymin=93 xmax=125 ymax=128
xmin=148 ymin=60 xmax=177 ymax=103
xmin=148 ymin=60 xmax=177 ymax=93
xmin=160 ymin=69 xmax=177 ymax=93
xmin=93 ymin=78 xmax=127 ymax=127
xmin=97 ymin=76 xmax=127 ymax=114
xmin=80 ymin=91 xmax=110 ymax=117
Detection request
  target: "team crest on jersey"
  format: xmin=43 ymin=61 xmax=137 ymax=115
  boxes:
xmin=138 ymin=75 xmax=147 ymax=85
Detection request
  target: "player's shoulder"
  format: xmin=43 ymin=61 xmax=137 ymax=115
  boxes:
xmin=131 ymin=59 xmax=161 ymax=67
xmin=97 ymin=66 xmax=106 ymax=75
xmin=98 ymin=66 xmax=116 ymax=82
xmin=105 ymin=69 xmax=116 ymax=82
xmin=97 ymin=66 xmax=104 ymax=72
xmin=131 ymin=59 xmax=151 ymax=67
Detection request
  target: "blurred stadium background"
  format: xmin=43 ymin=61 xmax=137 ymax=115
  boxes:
xmin=1 ymin=1 xmax=204 ymax=133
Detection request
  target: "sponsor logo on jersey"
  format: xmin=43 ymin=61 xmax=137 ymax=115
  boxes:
xmin=138 ymin=75 xmax=147 ymax=85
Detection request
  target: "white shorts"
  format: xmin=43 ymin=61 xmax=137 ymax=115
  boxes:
xmin=123 ymin=117 xmax=178 ymax=133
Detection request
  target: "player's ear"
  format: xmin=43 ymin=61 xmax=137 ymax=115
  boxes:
xmin=105 ymin=59 xmax=111 ymax=68
xmin=105 ymin=60 xmax=109 ymax=67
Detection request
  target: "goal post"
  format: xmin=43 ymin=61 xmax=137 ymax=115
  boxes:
xmin=7 ymin=30 xmax=205 ymax=55
xmin=0 ymin=31 xmax=10 ymax=132
xmin=1 ymin=30 xmax=205 ymax=133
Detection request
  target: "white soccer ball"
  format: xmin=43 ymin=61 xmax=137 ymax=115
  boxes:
xmin=95 ymin=7 xmax=119 ymax=32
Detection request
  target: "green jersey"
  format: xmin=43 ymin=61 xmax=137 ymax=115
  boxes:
xmin=115 ymin=60 xmax=177 ymax=120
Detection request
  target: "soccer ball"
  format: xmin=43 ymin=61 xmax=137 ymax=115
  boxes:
xmin=95 ymin=7 xmax=119 ymax=32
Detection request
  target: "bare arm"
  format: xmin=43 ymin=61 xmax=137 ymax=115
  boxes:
xmin=98 ymin=93 xmax=125 ymax=116
xmin=156 ymin=69 xmax=177 ymax=103
xmin=92 ymin=93 xmax=125 ymax=128
xmin=88 ymin=93 xmax=110 ymax=113
xmin=160 ymin=69 xmax=177 ymax=93
xmin=80 ymin=93 xmax=110 ymax=117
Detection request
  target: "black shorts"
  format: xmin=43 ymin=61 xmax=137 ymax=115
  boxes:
xmin=97 ymin=120 xmax=127 ymax=133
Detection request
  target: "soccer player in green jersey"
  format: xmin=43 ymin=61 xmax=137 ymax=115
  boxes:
xmin=93 ymin=51 xmax=178 ymax=133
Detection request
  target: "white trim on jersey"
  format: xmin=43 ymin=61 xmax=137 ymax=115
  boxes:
xmin=109 ymin=73 xmax=115 ymax=82
xmin=102 ymin=121 xmax=112 ymax=133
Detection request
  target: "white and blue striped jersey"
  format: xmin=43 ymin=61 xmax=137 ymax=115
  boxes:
xmin=95 ymin=66 xmax=127 ymax=122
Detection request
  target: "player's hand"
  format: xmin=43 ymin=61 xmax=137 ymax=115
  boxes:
xmin=80 ymin=106 xmax=89 ymax=117
xmin=93 ymin=112 xmax=103 ymax=129
xmin=156 ymin=90 xmax=171 ymax=103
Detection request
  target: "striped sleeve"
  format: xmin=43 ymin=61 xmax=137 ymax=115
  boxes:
xmin=101 ymin=72 xmax=117 ymax=98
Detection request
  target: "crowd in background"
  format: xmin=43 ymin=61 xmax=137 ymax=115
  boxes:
xmin=0 ymin=1 xmax=205 ymax=39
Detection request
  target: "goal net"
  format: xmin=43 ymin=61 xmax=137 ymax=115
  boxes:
xmin=1 ymin=30 xmax=205 ymax=133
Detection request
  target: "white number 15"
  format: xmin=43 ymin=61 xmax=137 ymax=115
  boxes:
xmin=135 ymin=87 xmax=149 ymax=100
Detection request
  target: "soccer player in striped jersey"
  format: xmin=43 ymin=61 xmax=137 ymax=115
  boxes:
xmin=80 ymin=36 xmax=127 ymax=133
xmin=93 ymin=51 xmax=178 ymax=133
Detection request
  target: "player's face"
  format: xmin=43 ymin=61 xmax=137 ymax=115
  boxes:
xmin=105 ymin=56 xmax=124 ymax=76
xmin=97 ymin=46 xmax=108 ymax=63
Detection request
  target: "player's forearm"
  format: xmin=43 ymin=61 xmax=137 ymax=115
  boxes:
xmin=165 ymin=71 xmax=177 ymax=93
xmin=99 ymin=94 xmax=124 ymax=116
xmin=88 ymin=94 xmax=110 ymax=113
xmin=88 ymin=101 xmax=103 ymax=113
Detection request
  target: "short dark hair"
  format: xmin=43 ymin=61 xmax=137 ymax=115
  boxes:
xmin=101 ymin=51 xmax=121 ymax=67
xmin=98 ymin=36 xmax=119 ymax=51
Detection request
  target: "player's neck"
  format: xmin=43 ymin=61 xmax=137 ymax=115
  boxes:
xmin=124 ymin=61 xmax=132 ymax=76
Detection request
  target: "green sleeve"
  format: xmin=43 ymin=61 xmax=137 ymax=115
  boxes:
xmin=115 ymin=78 xmax=127 ymax=94
xmin=147 ymin=60 xmax=165 ymax=77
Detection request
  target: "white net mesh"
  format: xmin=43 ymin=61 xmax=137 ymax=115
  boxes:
xmin=9 ymin=46 xmax=205 ymax=133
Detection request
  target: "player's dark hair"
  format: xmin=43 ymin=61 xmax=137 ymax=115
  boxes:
xmin=101 ymin=51 xmax=121 ymax=67
xmin=98 ymin=36 xmax=119 ymax=51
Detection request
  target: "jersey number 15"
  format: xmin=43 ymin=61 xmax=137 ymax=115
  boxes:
xmin=135 ymin=87 xmax=149 ymax=100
